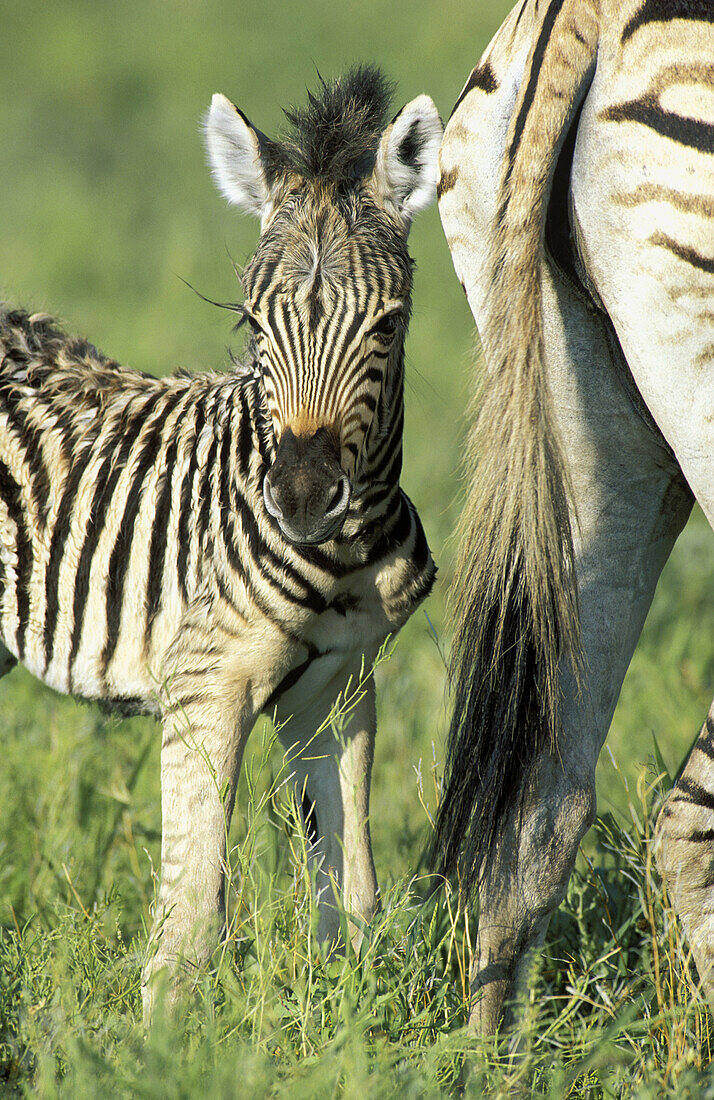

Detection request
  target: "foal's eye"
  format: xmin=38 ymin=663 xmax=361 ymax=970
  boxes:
xmin=372 ymin=313 xmax=399 ymax=340
xmin=241 ymin=308 xmax=264 ymax=338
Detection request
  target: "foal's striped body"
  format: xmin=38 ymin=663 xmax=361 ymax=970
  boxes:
xmin=0 ymin=309 xmax=431 ymax=712
xmin=1 ymin=67 xmax=441 ymax=1020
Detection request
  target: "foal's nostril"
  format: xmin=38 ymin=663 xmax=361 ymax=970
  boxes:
xmin=262 ymin=476 xmax=283 ymax=521
xmin=325 ymin=476 xmax=350 ymax=517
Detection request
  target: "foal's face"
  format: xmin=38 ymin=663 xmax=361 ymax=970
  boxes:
xmin=204 ymin=78 xmax=441 ymax=545
xmin=243 ymin=188 xmax=411 ymax=544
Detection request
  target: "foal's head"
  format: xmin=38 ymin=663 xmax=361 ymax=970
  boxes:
xmin=205 ymin=67 xmax=441 ymax=545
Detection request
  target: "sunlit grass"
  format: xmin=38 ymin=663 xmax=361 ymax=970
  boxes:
xmin=2 ymin=713 xmax=714 ymax=1097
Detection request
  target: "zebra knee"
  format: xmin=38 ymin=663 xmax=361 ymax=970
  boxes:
xmin=479 ymin=775 xmax=596 ymax=953
xmin=516 ymin=774 xmax=597 ymax=920
xmin=471 ymin=778 xmax=596 ymax=1034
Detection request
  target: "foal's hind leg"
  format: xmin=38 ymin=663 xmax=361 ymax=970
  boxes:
xmin=656 ymin=704 xmax=714 ymax=999
xmin=275 ymin=657 xmax=378 ymax=949
xmin=468 ymin=269 xmax=693 ymax=1034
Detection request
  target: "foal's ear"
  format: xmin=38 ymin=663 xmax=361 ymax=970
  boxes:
xmin=370 ymin=95 xmax=442 ymax=226
xmin=204 ymin=93 xmax=273 ymax=222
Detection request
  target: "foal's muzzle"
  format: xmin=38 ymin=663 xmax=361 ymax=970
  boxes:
xmin=262 ymin=427 xmax=351 ymax=545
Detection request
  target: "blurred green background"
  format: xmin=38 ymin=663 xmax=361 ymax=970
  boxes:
xmin=0 ymin=0 xmax=712 ymax=927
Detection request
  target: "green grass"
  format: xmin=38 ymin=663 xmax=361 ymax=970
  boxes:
xmin=1 ymin=0 xmax=714 ymax=1094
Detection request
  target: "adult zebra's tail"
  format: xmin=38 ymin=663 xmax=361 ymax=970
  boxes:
xmin=433 ymin=0 xmax=600 ymax=894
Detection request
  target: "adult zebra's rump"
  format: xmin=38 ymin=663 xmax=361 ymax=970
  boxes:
xmin=0 ymin=67 xmax=441 ymax=1021
xmin=437 ymin=0 xmax=714 ymax=1033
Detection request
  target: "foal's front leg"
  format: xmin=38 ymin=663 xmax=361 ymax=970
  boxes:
xmin=142 ymin=634 xmax=255 ymax=1021
xmin=276 ymin=659 xmax=378 ymax=949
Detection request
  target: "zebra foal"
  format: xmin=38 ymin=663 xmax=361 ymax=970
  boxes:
xmin=0 ymin=67 xmax=440 ymax=1019
xmin=437 ymin=0 xmax=714 ymax=1032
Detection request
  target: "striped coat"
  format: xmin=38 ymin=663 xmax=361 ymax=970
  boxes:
xmin=436 ymin=0 xmax=714 ymax=1034
xmin=0 ymin=308 xmax=433 ymax=711
xmin=0 ymin=66 xmax=442 ymax=1021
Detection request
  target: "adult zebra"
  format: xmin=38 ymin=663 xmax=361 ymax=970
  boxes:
xmin=0 ymin=67 xmax=440 ymax=1020
xmin=436 ymin=0 xmax=714 ymax=1032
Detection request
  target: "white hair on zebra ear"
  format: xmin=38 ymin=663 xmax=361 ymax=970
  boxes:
xmin=204 ymin=93 xmax=274 ymax=225
xmin=370 ymin=95 xmax=443 ymax=225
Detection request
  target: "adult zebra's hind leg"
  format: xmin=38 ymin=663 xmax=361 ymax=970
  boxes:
xmin=464 ymin=265 xmax=693 ymax=1035
xmin=469 ymin=748 xmax=597 ymax=1035
xmin=656 ymin=704 xmax=714 ymax=1000
xmin=469 ymin=447 xmax=689 ymax=1035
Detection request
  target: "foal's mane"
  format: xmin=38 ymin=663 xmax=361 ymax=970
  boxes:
xmin=263 ymin=65 xmax=394 ymax=188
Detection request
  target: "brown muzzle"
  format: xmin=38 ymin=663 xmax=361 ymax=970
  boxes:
xmin=262 ymin=427 xmax=351 ymax=545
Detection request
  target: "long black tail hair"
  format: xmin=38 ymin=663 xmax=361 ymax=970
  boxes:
xmin=432 ymin=0 xmax=600 ymax=894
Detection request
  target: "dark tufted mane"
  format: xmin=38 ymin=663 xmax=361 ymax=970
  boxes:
xmin=263 ymin=65 xmax=394 ymax=187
